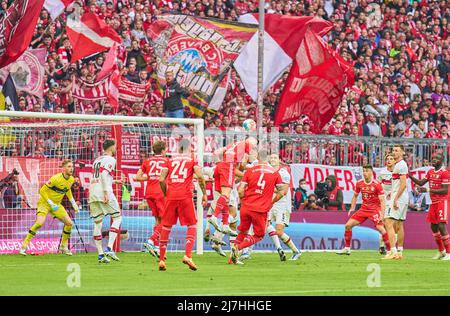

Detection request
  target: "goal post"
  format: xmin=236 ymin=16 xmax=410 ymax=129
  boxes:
xmin=0 ymin=111 xmax=205 ymax=255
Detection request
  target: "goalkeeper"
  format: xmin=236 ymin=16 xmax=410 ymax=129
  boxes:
xmin=19 ymin=160 xmax=80 ymax=256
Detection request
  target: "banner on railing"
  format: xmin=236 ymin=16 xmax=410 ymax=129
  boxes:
xmin=290 ymin=164 xmax=432 ymax=204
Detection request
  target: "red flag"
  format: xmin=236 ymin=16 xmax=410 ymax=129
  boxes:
xmin=107 ymin=68 xmax=120 ymax=110
xmin=275 ymin=29 xmax=354 ymax=132
xmin=97 ymin=42 xmax=118 ymax=81
xmin=234 ymin=14 xmax=332 ymax=101
xmin=0 ymin=0 xmax=46 ymax=69
xmin=66 ymin=12 xmax=121 ymax=62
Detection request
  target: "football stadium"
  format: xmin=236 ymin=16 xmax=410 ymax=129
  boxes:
xmin=0 ymin=0 xmax=449 ymax=299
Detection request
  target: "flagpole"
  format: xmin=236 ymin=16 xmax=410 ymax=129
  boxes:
xmin=257 ymin=0 xmax=265 ymax=149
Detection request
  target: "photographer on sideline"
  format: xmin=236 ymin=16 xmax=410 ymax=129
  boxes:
xmin=325 ymin=175 xmax=344 ymax=211
xmin=1 ymin=169 xmax=24 ymax=209
xmin=299 ymin=194 xmax=324 ymax=211
xmin=314 ymin=175 xmax=344 ymax=211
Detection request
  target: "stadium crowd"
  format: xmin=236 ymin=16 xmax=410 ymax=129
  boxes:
xmin=0 ymin=0 xmax=449 ymax=166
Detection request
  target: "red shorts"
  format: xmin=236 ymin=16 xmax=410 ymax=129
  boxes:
xmin=238 ymin=205 xmax=268 ymax=239
xmin=351 ymin=208 xmax=383 ymax=226
xmin=214 ymin=162 xmax=235 ymax=192
xmin=427 ymin=200 xmax=448 ymax=224
xmin=146 ymin=195 xmax=165 ymax=218
xmin=162 ymin=199 xmax=197 ymax=226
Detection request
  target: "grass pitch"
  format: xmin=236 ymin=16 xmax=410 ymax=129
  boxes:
xmin=1 ymin=250 xmax=449 ymax=296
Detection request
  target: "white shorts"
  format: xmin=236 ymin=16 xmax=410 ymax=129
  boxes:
xmin=385 ymin=202 xmax=407 ymax=221
xmin=269 ymin=205 xmax=290 ymax=226
xmin=229 ymin=188 xmax=239 ymax=209
xmin=89 ymin=194 xmax=121 ymax=220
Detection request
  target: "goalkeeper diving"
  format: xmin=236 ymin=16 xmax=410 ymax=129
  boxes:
xmin=19 ymin=159 xmax=80 ymax=256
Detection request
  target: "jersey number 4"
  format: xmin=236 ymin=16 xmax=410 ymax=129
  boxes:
xmin=171 ymin=160 xmax=188 ymax=179
xmin=257 ymin=174 xmax=266 ymax=191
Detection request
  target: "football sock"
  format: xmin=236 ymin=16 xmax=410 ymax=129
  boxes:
xmin=441 ymin=234 xmax=450 ymax=254
xmin=185 ymin=225 xmax=196 ymax=258
xmin=237 ymin=235 xmax=262 ymax=250
xmin=213 ymin=230 xmax=223 ymax=242
xmin=60 ymin=224 xmax=72 ymax=248
xmin=281 ymin=233 xmax=300 ymax=253
xmin=381 ymin=233 xmax=391 ymax=251
xmin=149 ymin=224 xmax=162 ymax=246
xmin=397 ymin=246 xmax=403 ymax=253
xmin=108 ymin=216 xmax=122 ymax=249
xmin=433 ymin=232 xmax=445 ymax=252
xmin=391 ymin=247 xmax=398 ymax=254
xmin=214 ymin=195 xmax=229 ymax=224
xmin=22 ymin=223 xmax=42 ymax=248
xmin=93 ymin=221 xmax=103 ymax=255
xmin=159 ymin=226 xmax=172 ymax=261
xmin=229 ymin=234 xmax=236 ymax=245
xmin=344 ymin=230 xmax=352 ymax=248
xmin=379 ymin=234 xmax=385 ymax=247
xmin=266 ymin=225 xmax=282 ymax=249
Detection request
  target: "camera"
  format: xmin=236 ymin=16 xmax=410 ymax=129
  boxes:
xmin=0 ymin=168 xmax=19 ymax=190
xmin=314 ymin=181 xmax=329 ymax=205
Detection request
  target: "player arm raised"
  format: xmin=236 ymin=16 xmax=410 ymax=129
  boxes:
xmin=194 ymin=166 xmax=208 ymax=207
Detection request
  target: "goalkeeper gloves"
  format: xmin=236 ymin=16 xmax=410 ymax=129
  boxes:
xmin=47 ymin=199 xmax=59 ymax=212
xmin=70 ymin=198 xmax=80 ymax=213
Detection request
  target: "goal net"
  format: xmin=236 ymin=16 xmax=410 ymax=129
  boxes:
xmin=0 ymin=111 xmax=206 ymax=255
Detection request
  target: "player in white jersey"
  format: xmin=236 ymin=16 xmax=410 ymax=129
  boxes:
xmin=89 ymin=139 xmax=124 ymax=263
xmin=377 ymin=153 xmax=395 ymax=255
xmin=383 ymin=145 xmax=409 ymax=260
xmin=267 ymin=154 xmax=301 ymax=261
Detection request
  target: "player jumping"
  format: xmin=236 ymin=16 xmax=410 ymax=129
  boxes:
xmin=89 ymin=139 xmax=124 ymax=264
xmin=377 ymin=153 xmax=395 ymax=255
xmin=409 ymin=153 xmax=450 ymax=260
xmin=383 ymin=144 xmax=409 ymax=260
xmin=336 ymin=165 xmax=391 ymax=255
xmin=230 ymin=149 xmax=287 ymax=265
xmin=158 ymin=139 xmax=208 ymax=271
xmin=267 ymin=154 xmax=301 ymax=261
xmin=136 ymin=140 xmax=168 ymax=258
xmin=20 ymin=160 xmax=80 ymax=256
xmin=208 ymin=137 xmax=257 ymax=236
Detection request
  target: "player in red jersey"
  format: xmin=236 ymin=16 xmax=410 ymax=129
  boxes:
xmin=230 ymin=149 xmax=287 ymax=264
xmin=208 ymin=137 xmax=257 ymax=236
xmin=136 ymin=141 xmax=168 ymax=258
xmin=158 ymin=139 xmax=208 ymax=271
xmin=409 ymin=153 xmax=450 ymax=260
xmin=336 ymin=165 xmax=391 ymax=256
